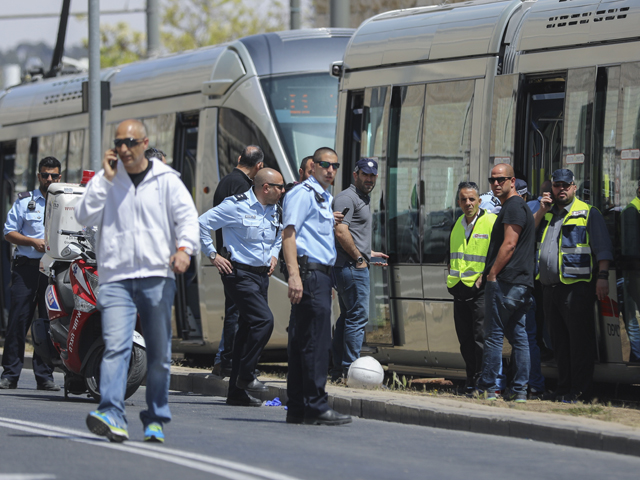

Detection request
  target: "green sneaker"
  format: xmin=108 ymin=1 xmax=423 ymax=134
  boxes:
xmin=86 ymin=411 xmax=129 ymax=443
xmin=144 ymin=422 xmax=165 ymax=443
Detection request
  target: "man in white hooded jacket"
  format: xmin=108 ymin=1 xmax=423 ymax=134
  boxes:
xmin=76 ymin=119 xmax=199 ymax=443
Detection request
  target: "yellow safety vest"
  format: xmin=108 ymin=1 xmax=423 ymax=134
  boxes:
xmin=629 ymin=197 xmax=640 ymax=213
xmin=536 ymin=198 xmax=593 ymax=284
xmin=447 ymin=209 xmax=497 ymax=288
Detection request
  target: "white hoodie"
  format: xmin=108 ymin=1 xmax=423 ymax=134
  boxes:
xmin=75 ymin=159 xmax=200 ymax=285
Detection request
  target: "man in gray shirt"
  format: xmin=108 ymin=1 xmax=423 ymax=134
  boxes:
xmin=534 ymin=169 xmax=613 ymax=402
xmin=331 ymin=158 xmax=388 ymax=382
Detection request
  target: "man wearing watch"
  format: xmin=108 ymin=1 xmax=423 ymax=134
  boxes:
xmin=199 ymin=168 xmax=283 ymax=407
xmin=331 ymin=158 xmax=388 ymax=382
xmin=534 ymin=168 xmax=613 ymax=402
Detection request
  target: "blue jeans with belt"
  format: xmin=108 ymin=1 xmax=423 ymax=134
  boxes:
xmin=479 ymin=280 xmax=531 ymax=395
xmin=331 ymin=264 xmax=370 ymax=378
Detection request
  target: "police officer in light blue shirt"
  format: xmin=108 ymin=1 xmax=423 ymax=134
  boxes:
xmin=281 ymin=147 xmax=351 ymax=426
xmin=1 ymin=156 xmax=62 ymax=391
xmin=199 ymin=168 xmax=284 ymax=406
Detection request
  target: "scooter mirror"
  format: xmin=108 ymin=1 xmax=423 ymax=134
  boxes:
xmin=60 ymin=244 xmax=82 ymax=259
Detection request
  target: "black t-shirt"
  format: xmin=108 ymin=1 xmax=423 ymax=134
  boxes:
xmin=484 ymin=195 xmax=535 ymax=287
xmin=212 ymin=168 xmax=253 ymax=250
xmin=128 ymin=160 xmax=153 ymax=189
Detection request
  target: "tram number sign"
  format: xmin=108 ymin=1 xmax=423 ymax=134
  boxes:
xmin=621 ymin=149 xmax=640 ymax=160
xmin=493 ymin=156 xmax=510 ymax=165
xmin=566 ymin=153 xmax=585 ymax=164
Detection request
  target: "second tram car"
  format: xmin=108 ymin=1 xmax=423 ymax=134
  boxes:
xmin=333 ymin=0 xmax=640 ymax=383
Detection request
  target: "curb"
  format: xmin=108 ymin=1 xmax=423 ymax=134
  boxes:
xmin=18 ymin=354 xmax=640 ymax=458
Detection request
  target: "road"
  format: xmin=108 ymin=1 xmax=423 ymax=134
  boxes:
xmin=1 ymin=372 xmax=640 ymax=480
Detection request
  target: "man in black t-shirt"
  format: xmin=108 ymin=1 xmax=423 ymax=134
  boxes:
xmin=477 ymin=163 xmax=535 ymax=402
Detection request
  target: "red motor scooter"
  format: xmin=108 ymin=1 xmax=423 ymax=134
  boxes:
xmin=32 ymin=229 xmax=147 ymax=400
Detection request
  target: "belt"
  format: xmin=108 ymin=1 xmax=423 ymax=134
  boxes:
xmin=232 ymin=261 xmax=269 ymax=275
xmin=13 ymin=256 xmax=41 ymax=267
xmin=307 ymin=262 xmax=332 ymax=276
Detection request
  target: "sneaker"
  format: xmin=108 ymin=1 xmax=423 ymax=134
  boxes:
xmin=503 ymin=389 xmax=527 ymax=403
xmin=86 ymin=411 xmax=129 ymax=443
xmin=144 ymin=422 xmax=165 ymax=443
xmin=474 ymin=389 xmax=496 ymax=401
xmin=37 ymin=380 xmax=61 ymax=391
xmin=528 ymin=389 xmax=544 ymax=400
xmin=558 ymin=393 xmax=580 ymax=404
xmin=0 ymin=378 xmax=17 ymax=389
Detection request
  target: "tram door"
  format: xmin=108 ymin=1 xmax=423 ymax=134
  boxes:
xmin=172 ymin=112 xmax=204 ymax=343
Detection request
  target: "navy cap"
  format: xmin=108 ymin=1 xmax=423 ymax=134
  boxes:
xmin=515 ymin=179 xmax=529 ymax=196
xmin=355 ymin=157 xmax=378 ymax=175
xmin=552 ymin=169 xmax=575 ymax=184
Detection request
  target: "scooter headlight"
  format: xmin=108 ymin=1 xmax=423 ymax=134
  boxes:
xmin=86 ymin=270 xmax=100 ymax=297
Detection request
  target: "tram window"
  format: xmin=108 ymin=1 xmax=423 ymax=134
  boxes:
xmin=421 ymin=80 xmax=474 ymax=264
xmin=261 ymin=73 xmax=339 ymax=175
xmin=619 ymin=63 xmax=640 ymax=201
xmin=217 ymin=108 xmax=279 ymax=179
xmin=66 ymin=130 xmax=85 ymax=184
xmin=342 ymin=91 xmax=364 ymax=185
xmin=387 ymin=85 xmax=425 ymax=264
xmin=145 ymin=114 xmax=176 ymax=166
xmin=490 ymin=74 xmax=519 ymax=165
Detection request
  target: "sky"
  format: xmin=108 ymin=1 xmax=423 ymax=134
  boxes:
xmin=0 ymin=1 xmax=147 ymax=51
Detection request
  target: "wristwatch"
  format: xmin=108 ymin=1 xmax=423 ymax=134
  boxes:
xmin=178 ymin=246 xmax=193 ymax=256
xmin=356 ymin=256 xmax=365 ymax=265
xmin=209 ymin=251 xmax=217 ymax=261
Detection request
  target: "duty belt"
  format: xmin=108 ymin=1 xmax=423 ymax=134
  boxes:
xmin=13 ymin=256 xmax=40 ymax=267
xmin=306 ymin=262 xmax=332 ymax=276
xmin=231 ymin=261 xmax=270 ymax=275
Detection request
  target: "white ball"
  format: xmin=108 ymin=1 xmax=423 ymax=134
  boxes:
xmin=346 ymin=356 xmax=384 ymax=389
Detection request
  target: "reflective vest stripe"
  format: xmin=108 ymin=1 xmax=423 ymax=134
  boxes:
xmin=562 ymin=246 xmax=591 ymax=254
xmin=450 ymin=252 xmax=464 ymax=260
xmin=463 ymin=254 xmax=486 ymax=263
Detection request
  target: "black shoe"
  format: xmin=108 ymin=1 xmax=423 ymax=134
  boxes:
xmin=304 ymin=409 xmax=352 ymax=426
xmin=286 ymin=414 xmax=304 ymax=424
xmin=557 ymin=392 xmax=581 ymax=404
xmin=211 ymin=364 xmax=232 ymax=379
xmin=236 ymin=378 xmax=269 ymax=393
xmin=226 ymin=392 xmax=262 ymax=407
xmin=0 ymin=378 xmax=17 ymax=389
xmin=37 ymin=380 xmax=61 ymax=391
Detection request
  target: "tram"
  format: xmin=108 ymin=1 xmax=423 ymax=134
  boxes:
xmin=333 ymin=0 xmax=640 ymax=383
xmin=0 ymin=28 xmax=353 ymax=358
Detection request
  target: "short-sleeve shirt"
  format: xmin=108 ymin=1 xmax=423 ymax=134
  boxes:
xmin=333 ymin=185 xmax=371 ymax=267
xmin=484 ymin=195 xmax=535 ymax=287
xmin=3 ymin=189 xmax=46 ymax=259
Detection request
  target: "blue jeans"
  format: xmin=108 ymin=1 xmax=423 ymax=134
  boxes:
xmin=96 ymin=277 xmax=176 ymax=429
xmin=524 ymin=295 xmax=545 ymax=391
xmin=331 ymin=265 xmax=370 ymax=377
xmin=479 ymin=280 xmax=531 ymax=395
xmin=623 ymin=271 xmax=640 ymax=362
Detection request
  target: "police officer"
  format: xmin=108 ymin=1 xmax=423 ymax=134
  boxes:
xmin=199 ymin=168 xmax=282 ymax=407
xmin=534 ymin=169 xmax=613 ymax=402
xmin=282 ymin=147 xmax=351 ymax=426
xmin=447 ymin=181 xmax=496 ymax=396
xmin=0 ymin=156 xmax=62 ymax=390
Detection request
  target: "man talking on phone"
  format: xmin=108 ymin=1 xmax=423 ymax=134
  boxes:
xmin=76 ymin=119 xmax=199 ymax=443
xmin=330 ymin=158 xmax=388 ymax=383
xmin=534 ymin=169 xmax=613 ymax=402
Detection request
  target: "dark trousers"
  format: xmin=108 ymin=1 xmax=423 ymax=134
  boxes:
xmin=543 ymin=281 xmax=596 ymax=396
xmin=453 ymin=292 xmax=485 ymax=381
xmin=220 ymin=284 xmax=239 ymax=369
xmin=287 ymin=271 xmax=332 ymax=418
xmin=1 ymin=264 xmax=54 ymax=384
xmin=222 ymin=269 xmax=274 ymax=398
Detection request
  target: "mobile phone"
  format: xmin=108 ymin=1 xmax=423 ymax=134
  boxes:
xmin=109 ymin=150 xmax=117 ymax=170
xmin=369 ymin=256 xmax=387 ymax=265
xmin=341 ymin=207 xmax=350 ymax=216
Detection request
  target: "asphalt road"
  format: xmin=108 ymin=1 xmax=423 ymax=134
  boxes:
xmin=2 ymin=372 xmax=640 ymax=480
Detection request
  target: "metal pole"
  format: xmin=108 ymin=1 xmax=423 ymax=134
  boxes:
xmin=290 ymin=0 xmax=300 ymax=30
xmin=46 ymin=0 xmax=71 ymax=78
xmin=89 ymin=0 xmax=102 ymax=172
xmin=330 ymin=0 xmax=350 ymax=28
xmin=146 ymin=0 xmax=160 ymax=58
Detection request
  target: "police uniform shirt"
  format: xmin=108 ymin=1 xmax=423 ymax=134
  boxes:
xmin=282 ymin=175 xmax=336 ymax=266
xmin=538 ymin=198 xmax=613 ymax=286
xmin=199 ymin=187 xmax=282 ymax=267
xmin=3 ymin=189 xmax=46 ymax=259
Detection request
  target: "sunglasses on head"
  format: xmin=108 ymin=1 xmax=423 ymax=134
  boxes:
xmin=39 ymin=172 xmax=60 ymax=180
xmin=488 ymin=176 xmax=510 ymax=184
xmin=315 ymin=160 xmax=340 ymax=169
xmin=264 ymin=183 xmax=285 ymax=190
xmin=114 ymin=137 xmax=144 ymax=148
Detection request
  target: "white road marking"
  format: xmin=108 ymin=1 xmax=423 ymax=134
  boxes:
xmin=0 ymin=417 xmax=300 ymax=480
xmin=0 ymin=476 xmax=55 ymax=480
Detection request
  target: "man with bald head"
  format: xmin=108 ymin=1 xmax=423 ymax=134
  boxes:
xmin=477 ymin=163 xmax=535 ymax=402
xmin=199 ymin=167 xmax=284 ymax=406
xmin=77 ymin=119 xmax=200 ymax=442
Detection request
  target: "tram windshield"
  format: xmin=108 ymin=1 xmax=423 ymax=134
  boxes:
xmin=261 ymin=73 xmax=339 ymax=175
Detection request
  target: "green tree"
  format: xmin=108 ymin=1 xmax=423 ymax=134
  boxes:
xmin=84 ymin=22 xmax=145 ymax=68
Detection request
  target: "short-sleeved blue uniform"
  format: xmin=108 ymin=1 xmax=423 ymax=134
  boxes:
xmin=1 ymin=189 xmax=54 ymax=386
xmin=198 ymin=188 xmax=281 ymax=401
xmin=282 ymin=176 xmax=337 ymax=420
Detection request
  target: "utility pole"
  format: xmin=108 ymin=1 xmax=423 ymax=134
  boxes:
xmin=146 ymin=0 xmax=160 ymax=58
xmin=290 ymin=0 xmax=301 ymax=30
xmin=330 ymin=0 xmax=350 ymax=28
xmin=88 ymin=0 xmax=101 ymax=171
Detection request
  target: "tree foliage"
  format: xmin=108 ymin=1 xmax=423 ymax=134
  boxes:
xmin=85 ymin=22 xmax=145 ymax=68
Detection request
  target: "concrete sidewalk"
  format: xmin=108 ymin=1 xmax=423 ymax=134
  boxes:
xmin=14 ymin=352 xmax=640 ymax=458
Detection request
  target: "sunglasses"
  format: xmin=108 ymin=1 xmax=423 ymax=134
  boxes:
xmin=315 ymin=161 xmax=340 ymax=170
xmin=488 ymin=176 xmax=511 ymax=184
xmin=264 ymin=183 xmax=285 ymax=190
xmin=114 ymin=137 xmax=145 ymax=148
xmin=552 ymin=182 xmax=574 ymax=189
xmin=39 ymin=173 xmax=60 ymax=180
